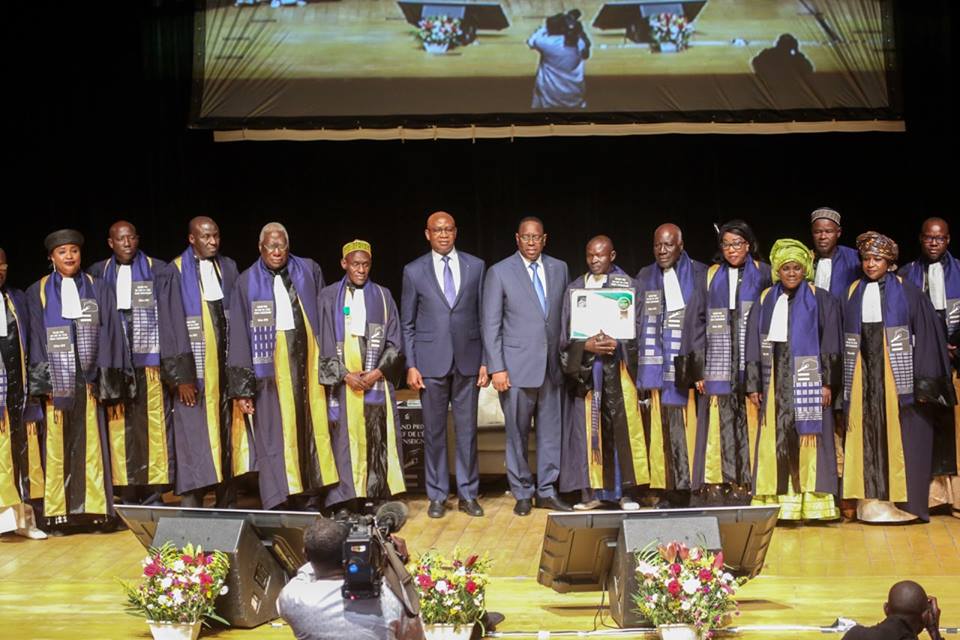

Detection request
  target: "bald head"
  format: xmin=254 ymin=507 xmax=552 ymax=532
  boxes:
xmin=425 ymin=211 xmax=457 ymax=255
xmin=189 ymin=216 xmax=221 ymax=259
xmin=585 ymin=235 xmax=616 ymax=276
xmin=108 ymin=220 xmax=139 ymax=265
xmin=920 ymin=217 xmax=950 ymax=262
xmin=884 ymin=580 xmax=930 ymax=633
xmin=654 ymin=223 xmax=684 ymax=269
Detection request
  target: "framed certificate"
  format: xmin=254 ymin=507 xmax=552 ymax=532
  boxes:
xmin=569 ymin=288 xmax=636 ymax=340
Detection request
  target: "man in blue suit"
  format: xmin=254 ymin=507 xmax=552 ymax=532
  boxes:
xmin=482 ymin=217 xmax=572 ymax=515
xmin=401 ymin=212 xmax=489 ymax=518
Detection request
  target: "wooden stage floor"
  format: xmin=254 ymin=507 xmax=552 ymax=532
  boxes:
xmin=1 ymin=492 xmax=958 ymax=639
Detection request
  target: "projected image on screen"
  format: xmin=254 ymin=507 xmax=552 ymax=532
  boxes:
xmin=195 ymin=0 xmax=894 ymax=121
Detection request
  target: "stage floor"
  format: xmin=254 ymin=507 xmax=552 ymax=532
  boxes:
xmin=2 ymin=492 xmax=958 ymax=639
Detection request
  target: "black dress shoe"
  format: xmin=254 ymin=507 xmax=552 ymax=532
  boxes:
xmin=427 ymin=500 xmax=446 ymax=519
xmin=513 ymin=498 xmax=532 ymax=516
xmin=458 ymin=498 xmax=484 ymax=517
xmin=534 ymin=495 xmax=573 ymax=512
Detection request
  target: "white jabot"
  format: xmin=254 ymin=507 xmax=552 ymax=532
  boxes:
xmin=928 ymin=261 xmax=947 ymax=311
xmin=115 ymin=264 xmax=132 ymax=310
xmin=814 ymin=258 xmax=833 ymax=290
xmin=584 ymin=273 xmax=606 ymax=289
xmin=0 ymin=293 xmax=8 ymax=338
xmin=432 ymin=248 xmax=461 ymax=294
xmin=862 ymin=282 xmax=883 ymax=322
xmin=728 ymin=268 xmax=740 ymax=310
xmin=663 ymin=267 xmax=685 ymax=312
xmin=346 ymin=287 xmax=367 ymax=337
xmin=199 ymin=259 xmax=224 ymax=301
xmin=273 ymin=275 xmax=295 ymax=331
xmin=767 ymin=294 xmax=790 ymax=342
xmin=61 ymin=276 xmax=83 ymax=319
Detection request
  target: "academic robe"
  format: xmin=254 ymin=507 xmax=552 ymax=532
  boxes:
xmin=676 ymin=259 xmax=772 ymax=493
xmin=88 ymin=253 xmax=183 ymax=488
xmin=899 ymin=256 xmax=960 ymax=488
xmin=26 ymin=271 xmax=126 ymax=527
xmin=814 ymin=245 xmax=861 ymax=300
xmin=227 ymin=256 xmax=337 ymax=510
xmin=559 ymin=269 xmax=649 ymax=496
xmin=841 ymin=273 xmax=956 ymax=521
xmin=635 ymin=254 xmax=706 ymax=492
xmin=318 ymin=278 xmax=406 ymax=506
xmin=168 ymin=250 xmax=245 ymax=494
xmin=0 ymin=287 xmax=44 ymax=511
xmin=745 ymin=284 xmax=842 ymax=520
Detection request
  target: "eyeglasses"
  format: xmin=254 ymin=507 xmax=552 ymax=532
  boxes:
xmin=921 ymin=235 xmax=948 ymax=245
xmin=519 ymin=234 xmax=544 ymax=243
xmin=720 ymin=240 xmax=747 ymax=250
xmin=262 ymin=243 xmax=289 ymax=252
xmin=428 ymin=227 xmax=456 ymax=236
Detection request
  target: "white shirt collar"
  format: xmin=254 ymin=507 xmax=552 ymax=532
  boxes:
xmin=862 ymin=281 xmax=883 ymax=323
xmin=663 ymin=267 xmax=685 ymax=312
xmin=116 ymin=263 xmax=133 ymax=310
xmin=432 ymin=247 xmax=457 ymax=264
xmin=519 ymin=253 xmax=544 ymax=270
xmin=60 ymin=275 xmax=84 ymax=319
xmin=728 ymin=267 xmax=740 ymax=310
xmin=767 ymin=293 xmax=790 ymax=342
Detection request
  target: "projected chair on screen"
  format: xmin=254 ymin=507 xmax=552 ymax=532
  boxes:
xmin=397 ymin=1 xmax=510 ymax=45
xmin=536 ymin=505 xmax=778 ymax=628
xmin=117 ymin=504 xmax=324 ymax=629
xmin=593 ymin=0 xmax=708 ymax=44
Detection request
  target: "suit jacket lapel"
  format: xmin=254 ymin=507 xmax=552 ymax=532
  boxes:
xmin=513 ymin=253 xmax=546 ymax=317
xmin=452 ymin=254 xmax=468 ymax=309
xmin=424 ymin=253 xmax=452 ymax=309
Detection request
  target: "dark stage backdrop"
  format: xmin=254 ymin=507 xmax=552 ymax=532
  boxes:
xmin=1 ymin=1 xmax=956 ymax=298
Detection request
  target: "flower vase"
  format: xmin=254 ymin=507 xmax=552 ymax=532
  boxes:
xmin=422 ymin=622 xmax=475 ymax=640
xmin=653 ymin=41 xmax=679 ymax=53
xmin=146 ymin=621 xmax=202 ymax=640
xmin=423 ymin=42 xmax=449 ymax=54
xmin=657 ymin=623 xmax=700 ymax=640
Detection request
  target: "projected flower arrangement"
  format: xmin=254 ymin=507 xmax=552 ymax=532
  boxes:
xmin=648 ymin=13 xmax=695 ymax=52
xmin=415 ymin=15 xmax=465 ymax=54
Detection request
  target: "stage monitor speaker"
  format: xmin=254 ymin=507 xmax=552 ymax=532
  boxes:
xmin=153 ymin=516 xmax=287 ymax=629
xmin=606 ymin=516 xmax=721 ymax=628
xmin=592 ymin=1 xmax=708 ymax=43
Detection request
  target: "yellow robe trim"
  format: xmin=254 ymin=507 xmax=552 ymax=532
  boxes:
xmin=755 ymin=370 xmax=778 ymax=496
xmin=620 ymin=365 xmax=650 ymax=485
xmin=584 ymin=390 xmax=603 ymax=489
xmin=799 ymin=434 xmax=818 ymax=493
xmin=844 ymin=353 xmax=867 ymax=498
xmin=344 ymin=319 xmax=368 ymax=497
xmin=83 ymin=384 xmax=107 ymax=515
xmin=26 ymin=421 xmax=44 ymax=499
xmin=173 ymin=255 xmax=224 ymax=482
xmin=44 ymin=403 xmax=67 ymax=517
xmin=145 ymin=367 xmax=169 ymax=485
xmin=230 ymin=402 xmax=252 ymax=477
xmin=704 ymin=396 xmax=723 ymax=484
xmin=383 ymin=383 xmax=406 ymax=494
xmin=107 ymin=403 xmax=127 ymax=486
xmin=648 ymin=390 xmax=666 ymax=489
xmin=685 ymin=390 xmax=697 ymax=479
xmin=882 ymin=340 xmax=908 ymax=503
xmin=304 ymin=309 xmax=337 ymax=487
xmin=0 ymin=409 xmax=20 ymax=507
xmin=274 ymin=329 xmax=303 ymax=496
xmin=953 ymin=372 xmax=960 ymax=477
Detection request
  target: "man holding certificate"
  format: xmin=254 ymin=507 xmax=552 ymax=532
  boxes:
xmin=560 ymin=235 xmax=649 ymax=510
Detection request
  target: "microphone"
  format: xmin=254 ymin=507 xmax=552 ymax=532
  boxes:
xmin=375 ymin=501 xmax=408 ymax=534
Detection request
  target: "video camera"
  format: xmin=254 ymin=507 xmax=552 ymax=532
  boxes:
xmin=546 ymin=9 xmax=591 ymax=58
xmin=337 ymin=502 xmax=409 ymax=601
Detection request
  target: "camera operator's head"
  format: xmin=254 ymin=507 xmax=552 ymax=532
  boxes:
xmin=304 ymin=518 xmax=350 ymax=578
xmin=883 ymin=580 xmax=931 ymax=635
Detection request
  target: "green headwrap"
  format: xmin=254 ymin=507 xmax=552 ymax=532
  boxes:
xmin=769 ymin=238 xmax=814 ymax=283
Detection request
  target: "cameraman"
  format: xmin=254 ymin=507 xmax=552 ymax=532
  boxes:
xmin=842 ymin=580 xmax=943 ymax=640
xmin=528 ymin=9 xmax=591 ymax=109
xmin=278 ymin=518 xmax=425 ymax=640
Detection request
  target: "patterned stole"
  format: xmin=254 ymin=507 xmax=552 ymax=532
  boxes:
xmin=41 ymin=272 xmax=100 ymax=409
xmin=100 ymin=253 xmax=159 ymax=367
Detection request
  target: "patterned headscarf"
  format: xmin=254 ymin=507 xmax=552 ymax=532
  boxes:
xmin=856 ymin=231 xmax=898 ymax=269
xmin=770 ymin=238 xmax=814 ymax=283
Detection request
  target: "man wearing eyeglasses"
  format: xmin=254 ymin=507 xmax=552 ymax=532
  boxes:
xmin=899 ymin=217 xmax=960 ymax=518
xmin=400 ymin=212 xmax=488 ymax=519
xmin=482 ymin=217 xmax=571 ymax=515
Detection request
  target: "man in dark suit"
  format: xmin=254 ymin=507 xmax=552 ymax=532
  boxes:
xmin=482 ymin=217 xmax=572 ymax=515
xmin=401 ymin=212 xmax=488 ymax=519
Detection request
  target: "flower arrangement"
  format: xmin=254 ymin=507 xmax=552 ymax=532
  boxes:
xmin=633 ymin=541 xmax=744 ymax=638
xmin=122 ymin=542 xmax=231 ymax=626
xmin=414 ymin=549 xmax=490 ymax=629
xmin=415 ymin=15 xmax=464 ymax=49
xmin=648 ymin=13 xmax=695 ymax=51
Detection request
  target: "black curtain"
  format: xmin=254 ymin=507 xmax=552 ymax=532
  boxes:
xmin=2 ymin=0 xmax=956 ymax=296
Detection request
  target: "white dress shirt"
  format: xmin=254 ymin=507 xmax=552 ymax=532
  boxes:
xmin=432 ymin=248 xmax=460 ymax=296
xmin=928 ymin=261 xmax=947 ymax=311
xmin=767 ymin=294 xmax=790 ymax=342
xmin=199 ymin=258 xmax=224 ymax=301
xmin=346 ymin=286 xmax=367 ymax=337
xmin=61 ymin=276 xmax=83 ymax=319
xmin=663 ymin=267 xmax=685 ymax=312
xmin=115 ymin=264 xmax=132 ymax=310
xmin=814 ymin=258 xmax=833 ymax=291
xmin=520 ymin=253 xmax=548 ymax=294
xmin=0 ymin=292 xmax=8 ymax=338
xmin=728 ymin=267 xmax=740 ymax=310
xmin=273 ymin=275 xmax=296 ymax=331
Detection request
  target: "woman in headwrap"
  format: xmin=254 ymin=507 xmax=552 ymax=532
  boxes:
xmin=677 ymin=220 xmax=772 ymax=504
xmin=744 ymin=239 xmax=842 ymax=520
xmin=841 ymin=231 xmax=955 ymax=523
xmin=26 ymin=230 xmax=126 ymax=533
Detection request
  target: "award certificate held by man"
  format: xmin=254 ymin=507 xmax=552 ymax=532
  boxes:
xmin=569 ymin=288 xmax=635 ymax=340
